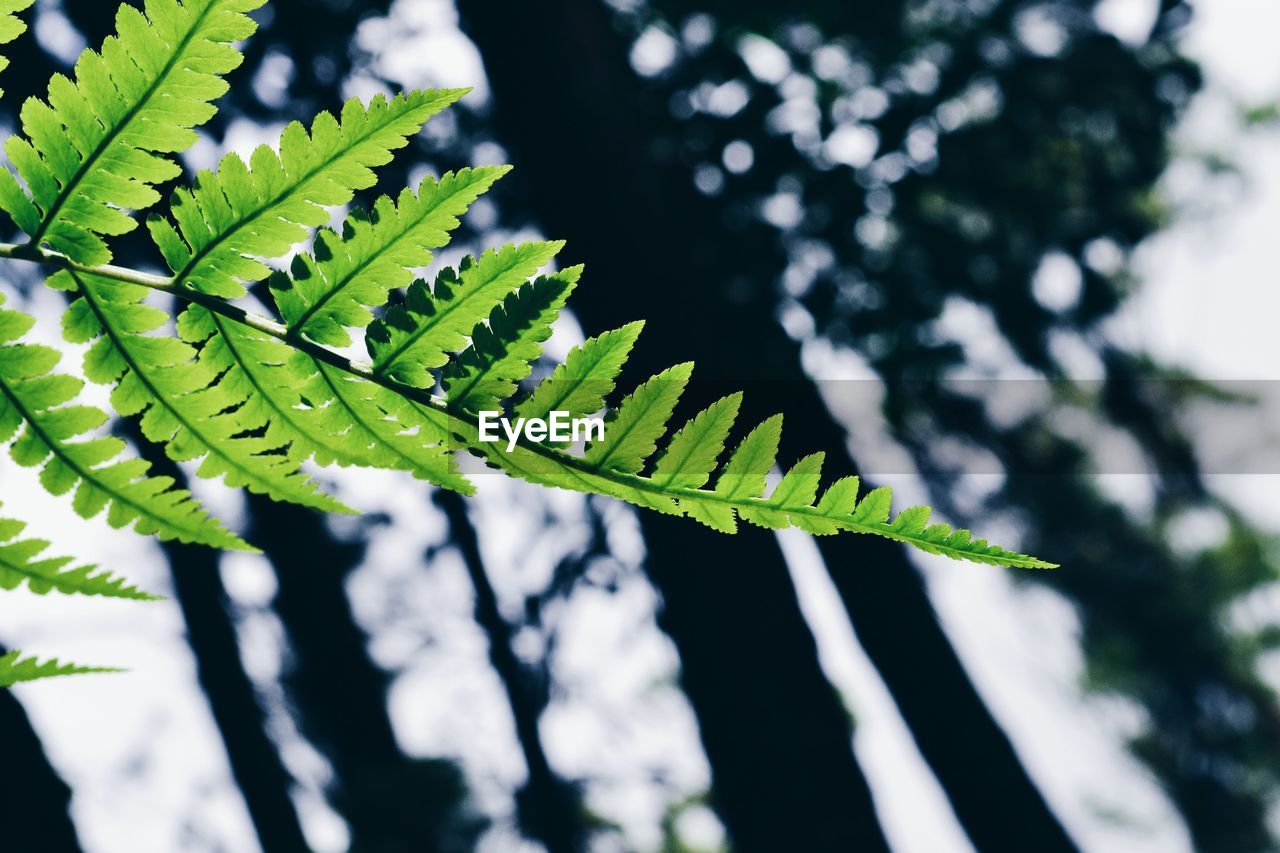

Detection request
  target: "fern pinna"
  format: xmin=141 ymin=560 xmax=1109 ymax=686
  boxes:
xmin=0 ymin=0 xmax=1055 ymax=682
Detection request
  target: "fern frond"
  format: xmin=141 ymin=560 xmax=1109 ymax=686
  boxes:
xmin=277 ymin=166 xmax=508 ymax=347
xmin=584 ymin=362 xmax=694 ymax=474
xmin=152 ymin=164 xmax=505 ymax=490
xmin=0 ymin=292 xmax=251 ymax=549
xmin=0 ymin=70 xmax=1055 ymax=571
xmin=367 ymin=241 xmax=563 ymax=386
xmin=0 ymin=505 xmax=157 ymax=599
xmin=0 ymin=0 xmax=264 ymax=263
xmin=149 ymin=89 xmax=465 ymax=298
xmin=183 ymin=301 xmax=470 ymax=491
xmin=0 ymin=5 xmax=1058 ymax=688
xmin=0 ymin=651 xmax=119 ymax=687
xmin=0 ymin=0 xmax=34 ymax=100
xmin=443 ymin=267 xmax=578 ymax=413
xmin=1 ymin=247 xmax=1054 ymax=569
xmin=466 ymin=405 xmax=1052 ymax=567
xmin=394 ymin=307 xmax=1051 ymax=566
xmin=515 ymin=321 xmax=644 ymax=423
xmin=55 ymin=270 xmax=352 ymax=515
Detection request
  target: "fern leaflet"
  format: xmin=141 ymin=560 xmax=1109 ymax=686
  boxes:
xmin=0 ymin=0 xmax=264 ymax=264
xmin=0 ymin=291 xmax=251 ymax=549
xmin=0 ymin=651 xmax=118 ymax=686
xmin=278 ymin=166 xmax=508 ymax=346
xmin=515 ymin=322 xmax=644 ymax=423
xmin=443 ymin=268 xmax=578 ymax=413
xmin=55 ymin=270 xmax=352 ymax=514
xmin=0 ymin=0 xmax=34 ymax=100
xmin=0 ymin=504 xmax=157 ymax=599
xmin=367 ymin=241 xmax=563 ymax=385
xmin=148 ymin=89 xmax=464 ymax=298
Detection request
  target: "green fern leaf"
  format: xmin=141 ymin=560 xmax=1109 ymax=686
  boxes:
xmin=56 ymin=270 xmax=353 ymax=515
xmin=515 ymin=321 xmax=644 ymax=423
xmin=584 ymin=362 xmax=693 ymax=475
xmin=367 ymin=241 xmax=562 ymax=387
xmin=0 ymin=506 xmax=157 ymax=599
xmin=0 ymin=67 xmax=1056 ymax=576
xmin=0 ymin=293 xmax=250 ymax=549
xmin=443 ymin=267 xmax=578 ymax=413
xmin=0 ymin=651 xmax=119 ymax=687
xmin=311 ymin=360 xmax=472 ymax=491
xmin=0 ymin=0 xmax=264 ymax=263
xmin=715 ymin=414 xmax=783 ymax=500
xmin=456 ymin=398 xmax=1053 ymax=567
xmin=276 ymin=166 xmax=508 ymax=347
xmin=182 ymin=301 xmax=470 ymax=491
xmin=650 ymin=393 xmax=742 ymax=490
xmin=0 ymin=0 xmax=34 ymax=100
xmin=149 ymin=89 xmax=464 ymax=298
xmin=0 ymin=7 xmax=1060 ymax=687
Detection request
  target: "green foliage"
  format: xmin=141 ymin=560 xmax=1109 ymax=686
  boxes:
xmin=150 ymin=89 xmax=464 ymax=298
xmin=56 ymin=270 xmax=351 ymax=514
xmin=0 ymin=651 xmax=117 ymax=686
xmin=0 ymin=292 xmax=249 ymax=550
xmin=368 ymin=241 xmax=563 ymax=385
xmin=651 ymin=393 xmax=742 ymax=490
xmin=584 ymin=362 xmax=694 ymax=474
xmin=0 ymin=503 xmax=157 ymax=599
xmin=516 ymin=322 xmax=643 ymax=423
xmin=442 ymin=268 xmax=578 ymax=413
xmin=278 ymin=165 xmax=509 ymax=347
xmin=0 ymin=0 xmax=34 ymax=100
xmin=1 ymin=0 xmax=264 ymax=264
xmin=0 ymin=0 xmax=1054 ymax=682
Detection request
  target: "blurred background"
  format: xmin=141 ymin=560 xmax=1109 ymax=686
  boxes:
xmin=1 ymin=0 xmax=1279 ymax=850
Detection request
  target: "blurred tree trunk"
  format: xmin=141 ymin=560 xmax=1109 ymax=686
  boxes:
xmin=646 ymin=518 xmax=890 ymax=851
xmin=135 ymin=444 xmax=312 ymax=853
xmin=161 ymin=537 xmax=312 ymax=853
xmin=435 ymin=490 xmax=589 ymax=853
xmin=0 ymin=662 xmax=83 ymax=851
xmin=457 ymin=2 xmax=1075 ymax=850
xmin=459 ymin=12 xmax=888 ymax=852
xmin=245 ymin=494 xmax=477 ymax=853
